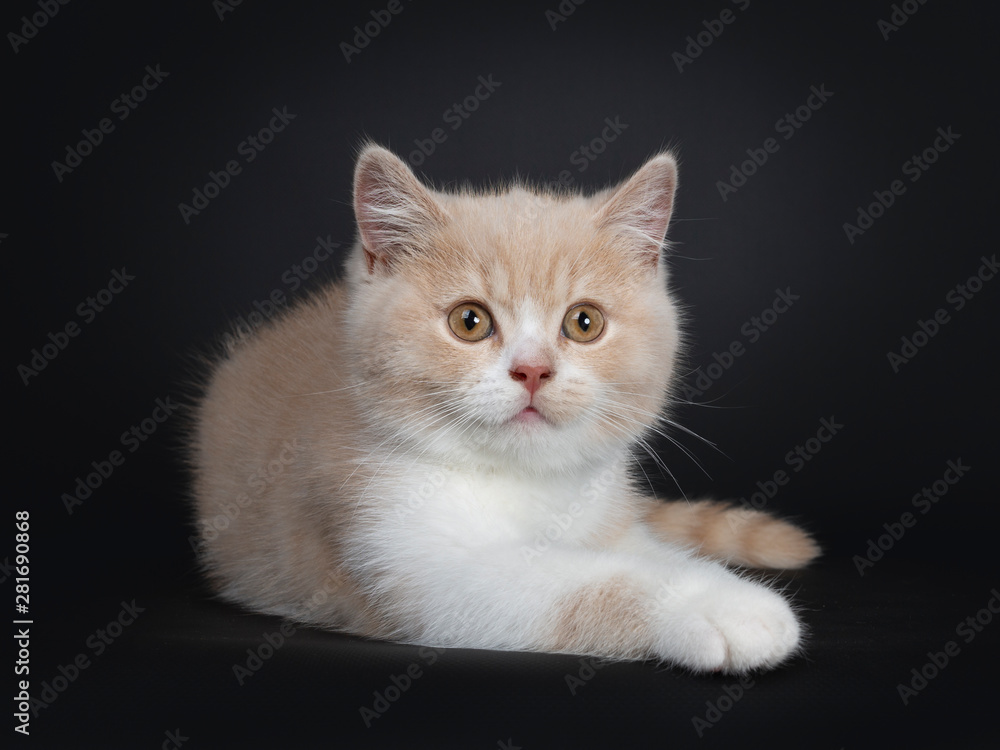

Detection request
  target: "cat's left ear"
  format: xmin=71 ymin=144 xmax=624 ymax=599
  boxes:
xmin=353 ymin=144 xmax=447 ymax=274
xmin=593 ymin=152 xmax=678 ymax=269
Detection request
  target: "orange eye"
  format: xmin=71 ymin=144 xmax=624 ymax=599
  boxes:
xmin=448 ymin=302 xmax=494 ymax=342
xmin=562 ymin=304 xmax=605 ymax=342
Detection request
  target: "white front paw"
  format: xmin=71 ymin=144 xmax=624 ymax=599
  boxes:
xmin=655 ymin=583 xmax=802 ymax=673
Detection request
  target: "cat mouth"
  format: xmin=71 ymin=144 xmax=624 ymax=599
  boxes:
xmin=513 ymin=406 xmax=547 ymax=424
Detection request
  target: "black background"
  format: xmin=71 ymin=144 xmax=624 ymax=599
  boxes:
xmin=8 ymin=1 xmax=999 ymax=748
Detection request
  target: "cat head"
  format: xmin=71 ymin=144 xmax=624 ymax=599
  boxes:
xmin=345 ymin=144 xmax=682 ymax=475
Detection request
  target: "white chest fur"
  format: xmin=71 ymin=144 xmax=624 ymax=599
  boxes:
xmin=359 ymin=453 xmax=629 ymax=551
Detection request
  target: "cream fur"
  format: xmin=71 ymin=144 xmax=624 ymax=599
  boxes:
xmin=188 ymin=145 xmax=819 ymax=672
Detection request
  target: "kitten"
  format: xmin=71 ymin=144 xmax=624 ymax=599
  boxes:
xmin=189 ymin=144 xmax=819 ymax=672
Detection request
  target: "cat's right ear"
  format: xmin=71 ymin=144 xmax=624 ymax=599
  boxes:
xmin=353 ymin=144 xmax=447 ymax=274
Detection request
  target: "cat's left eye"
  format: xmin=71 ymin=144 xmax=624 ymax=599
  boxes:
xmin=562 ymin=304 xmax=605 ymax=343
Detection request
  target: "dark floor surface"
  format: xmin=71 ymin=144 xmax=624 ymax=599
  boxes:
xmin=28 ymin=557 xmax=998 ymax=749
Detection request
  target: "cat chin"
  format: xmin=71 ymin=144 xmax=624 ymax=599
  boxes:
xmin=471 ymin=421 xmax=629 ymax=476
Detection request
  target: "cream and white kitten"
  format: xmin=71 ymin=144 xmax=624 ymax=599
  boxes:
xmin=189 ymin=144 xmax=819 ymax=672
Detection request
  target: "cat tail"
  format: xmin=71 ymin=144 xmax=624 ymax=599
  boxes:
xmin=643 ymin=500 xmax=820 ymax=569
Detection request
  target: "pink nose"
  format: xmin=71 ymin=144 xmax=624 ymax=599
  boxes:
xmin=510 ymin=364 xmax=552 ymax=395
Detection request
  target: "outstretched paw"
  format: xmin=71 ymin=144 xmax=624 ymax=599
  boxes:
xmin=656 ymin=582 xmax=802 ymax=673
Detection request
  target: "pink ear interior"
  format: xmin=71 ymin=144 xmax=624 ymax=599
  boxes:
xmin=595 ymin=154 xmax=678 ymax=268
xmin=353 ymin=146 xmax=445 ymax=273
xmin=353 ymin=161 xmax=396 ymax=272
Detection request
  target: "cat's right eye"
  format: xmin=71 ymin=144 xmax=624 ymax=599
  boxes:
xmin=447 ymin=302 xmax=494 ymax=342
